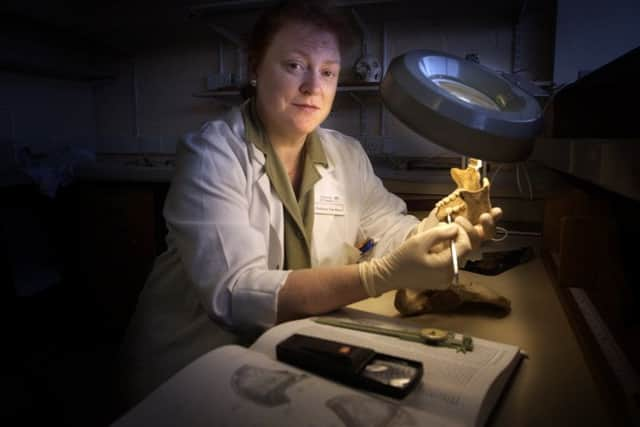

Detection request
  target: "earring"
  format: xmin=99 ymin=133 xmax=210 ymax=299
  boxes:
xmin=249 ymin=79 xmax=257 ymax=87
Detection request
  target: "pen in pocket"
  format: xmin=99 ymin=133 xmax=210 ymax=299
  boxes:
xmin=357 ymin=238 xmax=376 ymax=262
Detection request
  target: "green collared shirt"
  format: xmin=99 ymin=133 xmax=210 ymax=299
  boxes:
xmin=241 ymin=99 xmax=328 ymax=270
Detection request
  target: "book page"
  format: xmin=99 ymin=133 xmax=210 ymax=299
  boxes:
xmin=251 ymin=314 xmax=521 ymax=427
xmin=113 ymin=345 xmax=456 ymax=427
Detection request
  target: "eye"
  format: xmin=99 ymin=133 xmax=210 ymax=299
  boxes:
xmin=286 ymin=62 xmax=305 ymax=72
xmin=322 ymin=69 xmax=338 ymax=79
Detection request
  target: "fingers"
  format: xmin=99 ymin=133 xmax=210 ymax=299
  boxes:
xmin=422 ymin=223 xmax=470 ymax=267
xmin=453 ymin=224 xmax=472 ymax=257
xmin=455 ymin=215 xmax=481 ymax=248
xmin=454 ymin=206 xmax=503 ymax=243
xmin=454 ymin=215 xmax=474 ymax=234
xmin=416 ymin=207 xmax=439 ymax=234
xmin=479 ymin=214 xmax=496 ymax=240
xmin=422 ymin=223 xmax=458 ymax=248
xmin=490 ymin=207 xmax=503 ymax=221
xmin=480 ymin=207 xmax=501 ymax=240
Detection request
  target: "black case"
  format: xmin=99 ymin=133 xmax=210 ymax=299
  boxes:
xmin=276 ymin=333 xmax=423 ymax=399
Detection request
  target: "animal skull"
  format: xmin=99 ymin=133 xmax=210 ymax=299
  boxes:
xmin=434 ymin=165 xmax=492 ymax=224
xmin=394 ymin=164 xmax=511 ymax=316
xmin=354 ymin=55 xmax=381 ymax=82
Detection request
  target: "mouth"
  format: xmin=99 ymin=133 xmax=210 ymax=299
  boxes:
xmin=292 ymin=103 xmax=320 ymax=110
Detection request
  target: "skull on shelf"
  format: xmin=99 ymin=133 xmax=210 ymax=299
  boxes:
xmin=354 ymin=54 xmax=382 ymax=82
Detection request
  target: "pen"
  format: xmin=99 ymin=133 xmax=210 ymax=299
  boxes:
xmin=358 ymin=238 xmax=375 ymax=255
xmin=446 ymin=211 xmax=459 ymax=286
xmin=357 ymin=238 xmax=376 ymax=262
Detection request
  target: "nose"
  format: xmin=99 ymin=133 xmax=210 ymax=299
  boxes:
xmin=300 ymin=70 xmax=321 ymax=95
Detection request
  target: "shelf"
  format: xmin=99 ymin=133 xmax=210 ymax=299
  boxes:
xmin=193 ymin=83 xmax=380 ymax=98
xmin=193 ymin=89 xmax=241 ymax=98
xmin=190 ymin=1 xmax=399 ymax=16
xmin=0 ymin=61 xmax=116 ymax=82
xmin=193 ymin=80 xmax=552 ymax=98
xmin=337 ymin=84 xmax=380 ymax=92
xmin=531 ymin=137 xmax=640 ymax=202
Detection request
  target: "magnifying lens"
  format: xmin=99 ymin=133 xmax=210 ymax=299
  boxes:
xmin=380 ymin=49 xmax=543 ymax=162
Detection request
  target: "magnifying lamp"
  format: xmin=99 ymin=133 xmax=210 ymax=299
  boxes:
xmin=380 ymin=49 xmax=543 ymax=163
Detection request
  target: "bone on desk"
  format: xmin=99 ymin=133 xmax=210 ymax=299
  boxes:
xmin=348 ymin=256 xmax=613 ymax=427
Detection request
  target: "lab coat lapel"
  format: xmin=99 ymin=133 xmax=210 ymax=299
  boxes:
xmin=315 ymin=161 xmax=337 ymax=190
xmin=250 ymin=144 xmax=284 ymax=267
xmin=311 ymin=161 xmax=355 ymax=266
xmin=251 ymin=147 xmax=270 ymax=207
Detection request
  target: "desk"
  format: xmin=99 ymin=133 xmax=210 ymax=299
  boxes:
xmin=113 ymin=253 xmax=614 ymax=427
xmin=349 ymin=255 xmax=613 ymax=427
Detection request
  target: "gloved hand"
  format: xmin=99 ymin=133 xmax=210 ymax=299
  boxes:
xmin=359 ymin=223 xmax=472 ymax=297
xmin=454 ymin=207 xmax=502 ymax=250
xmin=406 ymin=207 xmax=440 ymax=240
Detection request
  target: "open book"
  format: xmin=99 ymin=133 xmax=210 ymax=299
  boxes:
xmin=113 ymin=310 xmax=523 ymax=427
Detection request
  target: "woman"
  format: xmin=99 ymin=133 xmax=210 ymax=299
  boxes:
xmin=120 ymin=0 xmax=500 ymax=406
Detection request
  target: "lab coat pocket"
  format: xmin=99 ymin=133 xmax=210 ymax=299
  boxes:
xmin=312 ymin=213 xmax=358 ymax=266
xmin=342 ymin=242 xmax=362 ymax=265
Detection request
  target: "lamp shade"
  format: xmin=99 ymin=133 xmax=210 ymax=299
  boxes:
xmin=380 ymin=50 xmax=542 ymax=162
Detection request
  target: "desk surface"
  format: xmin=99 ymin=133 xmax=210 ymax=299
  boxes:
xmin=349 ymin=256 xmax=613 ymax=427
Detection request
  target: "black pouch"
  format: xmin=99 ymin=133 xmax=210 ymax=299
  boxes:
xmin=276 ymin=334 xmax=423 ymax=399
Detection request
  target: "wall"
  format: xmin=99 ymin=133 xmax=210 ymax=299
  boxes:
xmin=0 ymin=1 xmax=561 ymax=219
xmin=94 ymin=41 xmax=225 ymax=154
xmin=554 ymin=0 xmax=640 ymax=85
xmin=94 ymin=2 xmax=554 ymax=159
xmin=0 ymin=1 xmax=558 ymax=163
xmin=0 ymin=72 xmax=97 ymax=170
xmin=0 ymin=71 xmax=97 ymax=295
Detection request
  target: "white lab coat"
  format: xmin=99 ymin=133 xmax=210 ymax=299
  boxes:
xmin=120 ymin=106 xmax=418 ymax=404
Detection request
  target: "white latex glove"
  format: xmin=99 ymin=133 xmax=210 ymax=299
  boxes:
xmin=454 ymin=207 xmax=502 ymax=248
xmin=406 ymin=207 xmax=440 ymax=240
xmin=359 ymin=223 xmax=472 ymax=297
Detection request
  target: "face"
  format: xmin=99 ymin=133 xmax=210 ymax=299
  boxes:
xmin=254 ymin=21 xmax=340 ymax=143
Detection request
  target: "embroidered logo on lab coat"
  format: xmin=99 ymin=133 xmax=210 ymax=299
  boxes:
xmin=315 ymin=194 xmax=345 ymax=216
